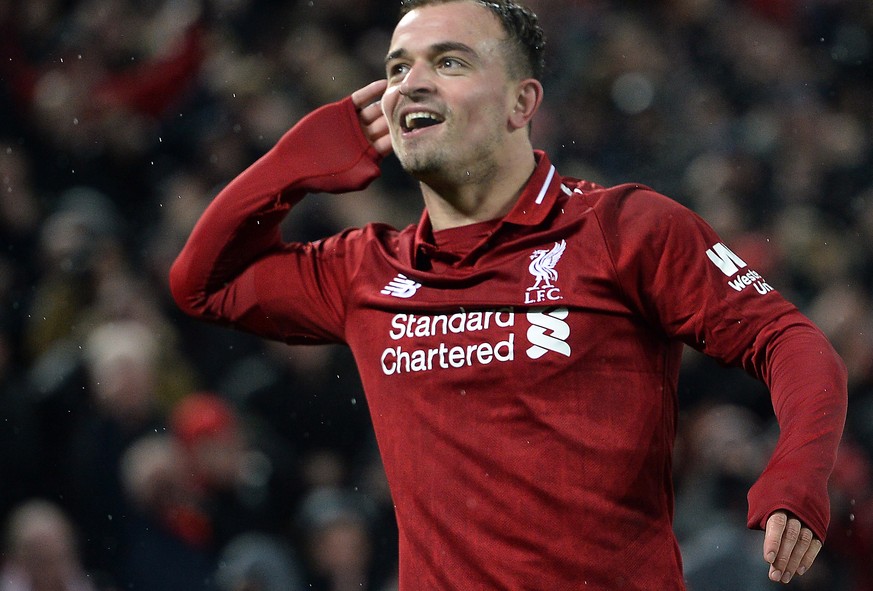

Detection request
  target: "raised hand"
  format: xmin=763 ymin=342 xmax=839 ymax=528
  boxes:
xmin=352 ymin=79 xmax=393 ymax=157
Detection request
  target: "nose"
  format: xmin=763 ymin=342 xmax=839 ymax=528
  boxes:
xmin=399 ymin=60 xmax=436 ymax=97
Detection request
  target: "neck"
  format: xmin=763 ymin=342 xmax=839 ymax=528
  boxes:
xmin=420 ymin=148 xmax=537 ymax=231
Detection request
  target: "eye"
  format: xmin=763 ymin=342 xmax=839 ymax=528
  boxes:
xmin=438 ymin=57 xmax=465 ymax=70
xmin=387 ymin=62 xmax=410 ymax=79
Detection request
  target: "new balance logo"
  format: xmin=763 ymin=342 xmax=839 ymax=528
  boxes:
xmin=526 ymin=307 xmax=572 ymax=359
xmin=706 ymin=242 xmax=746 ymax=276
xmin=381 ymin=274 xmax=422 ymax=299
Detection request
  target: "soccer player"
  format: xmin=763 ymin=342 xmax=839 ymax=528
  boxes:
xmin=170 ymin=1 xmax=848 ymax=588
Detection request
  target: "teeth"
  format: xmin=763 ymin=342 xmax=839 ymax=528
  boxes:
xmin=404 ymin=111 xmax=444 ymax=130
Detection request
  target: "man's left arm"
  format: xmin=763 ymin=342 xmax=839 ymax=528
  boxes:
xmin=741 ymin=317 xmax=848 ymax=584
xmin=597 ymin=187 xmax=848 ymax=584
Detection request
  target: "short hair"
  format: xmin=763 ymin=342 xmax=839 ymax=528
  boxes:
xmin=398 ymin=0 xmax=546 ymax=81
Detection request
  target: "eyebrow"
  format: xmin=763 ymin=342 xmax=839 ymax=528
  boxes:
xmin=384 ymin=41 xmax=479 ymax=66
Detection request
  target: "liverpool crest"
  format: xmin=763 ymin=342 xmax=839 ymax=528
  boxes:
xmin=525 ymin=240 xmax=566 ymax=304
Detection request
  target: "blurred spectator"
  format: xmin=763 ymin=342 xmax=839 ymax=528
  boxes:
xmin=214 ymin=532 xmax=305 ymax=591
xmin=118 ymin=433 xmax=216 ymax=591
xmin=22 ymin=186 xmax=125 ymax=361
xmin=295 ymin=487 xmax=385 ymax=591
xmin=219 ymin=342 xmax=374 ymax=489
xmin=168 ymin=391 xmax=298 ymax=553
xmin=0 ymin=499 xmax=96 ymax=591
xmin=62 ymin=319 xmax=169 ymax=584
xmin=675 ymin=404 xmax=787 ymax=590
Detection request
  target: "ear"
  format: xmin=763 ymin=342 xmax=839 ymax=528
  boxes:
xmin=508 ymin=78 xmax=544 ymax=130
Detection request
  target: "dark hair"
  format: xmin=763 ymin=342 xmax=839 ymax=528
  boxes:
xmin=398 ymin=0 xmax=546 ymax=80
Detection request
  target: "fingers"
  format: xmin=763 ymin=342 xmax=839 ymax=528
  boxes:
xmin=358 ymin=99 xmax=384 ymax=126
xmin=351 ymin=79 xmax=387 ymax=110
xmin=797 ymin=538 xmax=823 ymax=577
xmin=763 ymin=510 xmax=787 ymax=565
xmin=352 ymin=80 xmax=393 ymax=157
xmin=360 ymin=104 xmax=392 ymax=156
xmin=763 ymin=511 xmax=822 ymax=584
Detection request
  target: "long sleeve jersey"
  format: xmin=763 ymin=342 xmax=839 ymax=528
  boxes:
xmin=170 ymin=97 xmax=848 ymax=591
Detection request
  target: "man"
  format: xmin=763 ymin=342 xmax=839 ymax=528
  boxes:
xmin=170 ymin=1 xmax=848 ymax=589
xmin=1 ymin=499 xmax=97 ymax=591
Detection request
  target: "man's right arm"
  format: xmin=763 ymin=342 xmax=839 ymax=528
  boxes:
xmin=169 ymin=81 xmax=390 ymax=338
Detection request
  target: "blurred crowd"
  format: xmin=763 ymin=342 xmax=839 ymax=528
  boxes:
xmin=0 ymin=0 xmax=870 ymax=589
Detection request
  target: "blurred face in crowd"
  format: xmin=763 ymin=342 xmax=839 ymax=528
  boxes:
xmin=8 ymin=502 xmax=81 ymax=590
xmin=188 ymin=430 xmax=246 ymax=489
xmin=382 ymin=1 xmax=531 ymax=188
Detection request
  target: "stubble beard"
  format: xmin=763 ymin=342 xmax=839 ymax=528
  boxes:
xmin=396 ymin=128 xmax=500 ymax=188
xmin=398 ymin=144 xmax=449 ymax=181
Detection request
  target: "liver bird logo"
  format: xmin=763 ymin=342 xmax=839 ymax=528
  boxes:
xmin=527 ymin=240 xmax=566 ymax=290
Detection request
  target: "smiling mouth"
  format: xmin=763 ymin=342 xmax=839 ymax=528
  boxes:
xmin=402 ymin=111 xmax=446 ymax=132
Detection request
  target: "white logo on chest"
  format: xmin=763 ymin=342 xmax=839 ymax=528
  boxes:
xmin=525 ymin=240 xmax=566 ymax=304
xmin=381 ymin=274 xmax=422 ymax=299
xmin=526 ymin=307 xmax=572 ymax=359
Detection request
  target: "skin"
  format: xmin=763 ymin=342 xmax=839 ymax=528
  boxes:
xmin=351 ymin=1 xmax=824 ymax=584
xmin=764 ymin=510 xmax=823 ymax=583
xmin=356 ymin=1 xmax=542 ymax=230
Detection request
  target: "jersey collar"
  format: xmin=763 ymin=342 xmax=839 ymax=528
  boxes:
xmin=501 ymin=150 xmax=560 ymax=226
xmin=411 ymin=151 xmax=561 ymax=266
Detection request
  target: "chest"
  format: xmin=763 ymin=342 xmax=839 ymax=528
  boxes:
xmin=344 ymin=229 xmax=674 ymax=391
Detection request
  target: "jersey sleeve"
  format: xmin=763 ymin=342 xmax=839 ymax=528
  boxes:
xmin=169 ymin=96 xmax=383 ymax=343
xmin=589 ymin=184 xmax=847 ymax=541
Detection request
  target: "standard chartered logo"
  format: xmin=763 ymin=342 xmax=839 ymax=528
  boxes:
xmin=526 ymin=307 xmax=572 ymax=359
xmin=380 ymin=309 xmax=515 ymax=376
xmin=379 ymin=306 xmax=573 ymax=376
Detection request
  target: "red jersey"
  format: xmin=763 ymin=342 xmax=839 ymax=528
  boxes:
xmin=170 ymin=97 xmax=847 ymax=590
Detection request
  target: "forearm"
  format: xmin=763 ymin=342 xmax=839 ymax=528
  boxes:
xmin=169 ymin=96 xmax=382 ymax=322
xmin=745 ymin=318 xmax=848 ymax=541
xmin=167 ymin=145 xmax=299 ymax=321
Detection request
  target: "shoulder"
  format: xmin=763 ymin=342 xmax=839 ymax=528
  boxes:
xmin=316 ymin=221 xmax=416 ymax=261
xmin=568 ymin=179 xmax=690 ymax=214
xmin=359 ymin=221 xmax=417 ymax=245
xmin=561 ymin=178 xmax=701 ymax=236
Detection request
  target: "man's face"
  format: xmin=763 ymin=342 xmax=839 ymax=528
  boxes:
xmin=382 ymin=2 xmax=519 ymax=184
